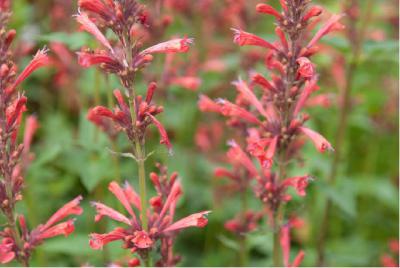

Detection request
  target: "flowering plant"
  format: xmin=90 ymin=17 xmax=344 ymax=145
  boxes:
xmin=75 ymin=0 xmax=210 ymax=265
xmin=200 ymin=0 xmax=343 ymax=265
xmin=0 ymin=1 xmax=82 ymax=265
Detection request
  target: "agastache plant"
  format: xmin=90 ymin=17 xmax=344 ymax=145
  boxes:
xmin=0 ymin=1 xmax=83 ymax=265
xmin=200 ymin=0 xmax=343 ymax=266
xmin=75 ymin=0 xmax=209 ymax=266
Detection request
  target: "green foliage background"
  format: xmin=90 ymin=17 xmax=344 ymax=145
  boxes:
xmin=4 ymin=0 xmax=398 ymax=266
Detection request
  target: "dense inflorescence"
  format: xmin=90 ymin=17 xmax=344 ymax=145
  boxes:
xmin=75 ymin=0 xmax=209 ymax=265
xmin=200 ymin=0 xmax=343 ymax=265
xmin=0 ymin=2 xmax=82 ymax=265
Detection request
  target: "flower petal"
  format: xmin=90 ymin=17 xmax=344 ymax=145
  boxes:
xmin=41 ymin=196 xmax=83 ymax=231
xmin=163 ymin=211 xmax=211 ymax=233
xmin=300 ymin=127 xmax=333 ymax=152
xmin=91 ymin=201 xmax=131 ymax=225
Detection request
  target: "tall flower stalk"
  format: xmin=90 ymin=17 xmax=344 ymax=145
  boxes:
xmin=75 ymin=0 xmax=209 ymax=266
xmin=200 ymin=0 xmax=343 ymax=266
xmin=0 ymin=1 xmax=83 ymax=265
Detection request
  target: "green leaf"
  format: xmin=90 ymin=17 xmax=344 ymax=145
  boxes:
xmin=322 ymin=179 xmax=357 ymax=218
xmin=217 ymin=235 xmax=240 ymax=251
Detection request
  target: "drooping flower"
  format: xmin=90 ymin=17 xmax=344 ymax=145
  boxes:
xmin=299 ymin=127 xmax=333 ymax=153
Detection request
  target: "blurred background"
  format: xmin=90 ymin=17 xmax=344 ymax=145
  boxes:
xmin=6 ymin=0 xmax=399 ymax=266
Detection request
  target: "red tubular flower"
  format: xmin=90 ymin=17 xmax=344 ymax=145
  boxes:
xmin=296 ymin=57 xmax=315 ymax=79
xmin=280 ymin=224 xmax=305 ymax=267
xmin=22 ymin=115 xmax=39 ymax=155
xmin=256 ymin=4 xmax=282 ymax=20
xmin=303 ymin=6 xmax=323 ymax=22
xmin=282 ymin=175 xmax=311 ymax=197
xmin=75 ymin=12 xmax=113 ymax=51
xmin=198 ymin=95 xmax=221 ymax=113
xmin=36 ymin=219 xmax=75 ymax=239
xmin=140 ymin=38 xmax=194 ymax=55
xmin=6 ymin=49 xmax=50 ymax=95
xmin=232 ymin=29 xmax=279 ymax=51
xmin=307 ymin=14 xmax=345 ymax=49
xmin=145 ymin=82 xmax=157 ymax=104
xmin=218 ymin=99 xmax=262 ymax=125
xmin=39 ymin=196 xmax=83 ymax=231
xmin=293 ymin=78 xmax=318 ymax=116
xmin=263 ymin=136 xmax=278 ymax=168
xmin=6 ymin=96 xmax=27 ymax=130
xmin=214 ymin=168 xmax=236 ymax=180
xmin=89 ymin=228 xmax=126 ymax=250
xmin=0 ymin=238 xmax=15 ymax=264
xmin=92 ymin=202 xmax=132 ymax=226
xmin=250 ymin=72 xmax=277 ymax=92
xmin=89 ymin=106 xmax=116 ymax=120
xmin=227 ymin=140 xmax=258 ymax=178
xmin=147 ymin=113 xmax=172 ymax=153
xmin=170 ymin=76 xmax=201 ymax=91
xmin=275 ymin=27 xmax=288 ymax=51
xmin=132 ymin=230 xmax=153 ymax=249
xmin=279 ymin=0 xmax=287 ymax=12
xmin=78 ymin=0 xmax=112 ymax=19
xmin=109 ymin=182 xmax=139 ymax=223
xmin=233 ymin=79 xmax=271 ymax=121
xmin=77 ymin=51 xmax=118 ymax=68
xmin=31 ymin=196 xmax=83 ymax=244
xmin=299 ymin=127 xmax=333 ymax=153
xmin=123 ymin=181 xmax=141 ymax=210
xmin=163 ymin=211 xmax=210 ymax=232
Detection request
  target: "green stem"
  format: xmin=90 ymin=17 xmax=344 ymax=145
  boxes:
xmin=272 ymin=212 xmax=282 ymax=267
xmin=238 ymin=189 xmax=248 ymax=266
xmin=136 ymin=140 xmax=148 ymax=231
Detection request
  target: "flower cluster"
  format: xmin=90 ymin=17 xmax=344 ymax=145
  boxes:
xmin=90 ymin=164 xmax=210 ymax=266
xmin=200 ymin=0 xmax=343 ymax=265
xmin=76 ymin=0 xmax=192 ymax=151
xmin=75 ymin=0 xmax=209 ymax=265
xmin=0 ymin=4 xmax=83 ymax=265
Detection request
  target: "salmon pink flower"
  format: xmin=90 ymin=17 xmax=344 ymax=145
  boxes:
xmin=75 ymin=12 xmax=113 ymax=51
xmin=198 ymin=95 xmax=221 ymax=113
xmin=307 ymin=14 xmax=345 ymax=49
xmin=280 ymin=224 xmax=305 ymax=267
xmin=147 ymin=114 xmax=172 ymax=153
xmin=140 ymin=38 xmax=194 ymax=55
xmin=296 ymin=57 xmax=315 ymax=78
xmin=6 ymin=48 xmax=50 ymax=95
xmin=232 ymin=28 xmax=279 ymax=51
xmin=218 ymin=99 xmax=262 ymax=125
xmin=282 ymin=175 xmax=312 ymax=196
xmin=89 ymin=179 xmax=209 ymax=253
xmin=170 ymin=76 xmax=201 ymax=91
xmin=303 ymin=6 xmax=324 ymax=22
xmin=0 ymin=238 xmax=15 ymax=264
xmin=77 ymin=51 xmax=120 ymax=70
xmin=256 ymin=4 xmax=283 ymax=20
xmin=299 ymin=127 xmax=333 ymax=152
